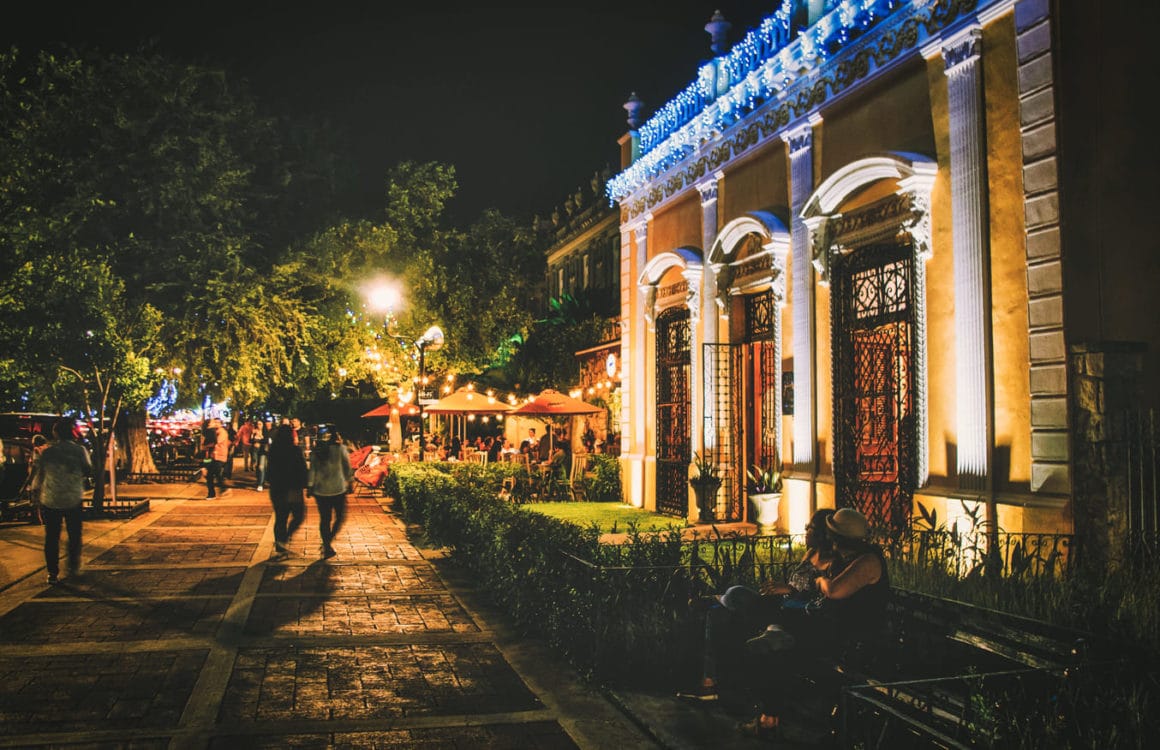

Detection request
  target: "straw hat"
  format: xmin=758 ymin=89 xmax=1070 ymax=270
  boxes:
xmin=826 ymin=507 xmax=870 ymax=541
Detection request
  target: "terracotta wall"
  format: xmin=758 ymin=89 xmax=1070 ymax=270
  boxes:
xmin=650 ymin=194 xmax=703 ymax=257
xmin=721 ymin=149 xmax=789 ymax=221
xmin=820 ymin=59 xmax=937 ymax=179
xmin=983 ymin=15 xmax=1032 ymax=491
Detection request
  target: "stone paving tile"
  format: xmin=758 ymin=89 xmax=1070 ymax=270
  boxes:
xmin=244 ymin=594 xmax=479 ymax=637
xmin=0 ymin=650 xmax=206 ymax=733
xmin=258 ymin=563 xmax=444 ymax=596
xmin=152 ymin=513 xmax=271 ymax=527
xmin=34 ymin=568 xmax=247 ymax=599
xmin=220 ymin=644 xmax=541 ymax=723
xmin=277 ymin=538 xmax=423 ymax=561
xmin=91 ymin=543 xmax=258 ymax=565
xmin=124 ymin=527 xmax=267 ymax=545
xmin=209 ymin=721 xmax=579 ymax=749
xmin=0 ymin=598 xmax=229 ymax=642
xmin=45 ymin=740 xmax=171 ymax=749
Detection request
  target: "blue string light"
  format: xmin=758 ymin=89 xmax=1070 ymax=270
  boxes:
xmin=608 ymin=0 xmax=900 ymax=203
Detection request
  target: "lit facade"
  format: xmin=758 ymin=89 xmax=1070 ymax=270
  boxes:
xmin=609 ymin=0 xmax=1159 ymax=542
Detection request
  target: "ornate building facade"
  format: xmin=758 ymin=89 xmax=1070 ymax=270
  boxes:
xmin=609 ymin=0 xmax=1159 ymax=546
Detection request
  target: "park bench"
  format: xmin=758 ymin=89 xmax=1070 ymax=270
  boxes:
xmin=782 ymin=587 xmax=1121 ymax=748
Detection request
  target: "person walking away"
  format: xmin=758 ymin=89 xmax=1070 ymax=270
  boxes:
xmin=33 ymin=419 xmax=92 ymax=584
xmin=307 ymin=427 xmax=352 ymax=559
xmin=254 ymin=420 xmax=272 ymax=490
xmin=266 ymin=425 xmax=307 ymax=557
xmin=222 ymin=421 xmax=238 ymax=480
xmin=200 ymin=418 xmax=231 ymax=498
xmin=236 ymin=419 xmax=254 ymax=472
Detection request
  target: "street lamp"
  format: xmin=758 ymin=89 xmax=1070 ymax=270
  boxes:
xmin=414 ymin=325 xmax=444 ymax=461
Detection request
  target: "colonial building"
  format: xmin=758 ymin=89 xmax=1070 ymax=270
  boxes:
xmin=608 ymin=0 xmax=1159 ymax=549
xmin=542 ymin=169 xmax=622 ymax=443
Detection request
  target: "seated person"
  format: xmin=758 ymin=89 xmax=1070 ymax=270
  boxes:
xmin=679 ymin=509 xmax=836 ymax=703
xmin=737 ymin=507 xmax=889 ymax=741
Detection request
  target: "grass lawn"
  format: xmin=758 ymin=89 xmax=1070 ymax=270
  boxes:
xmin=523 ymin=502 xmax=685 ymax=534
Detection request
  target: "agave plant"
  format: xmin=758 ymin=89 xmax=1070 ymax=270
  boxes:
xmin=690 ymin=451 xmax=720 ymax=485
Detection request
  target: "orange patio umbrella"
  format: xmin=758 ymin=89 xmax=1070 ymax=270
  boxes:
xmin=424 ymin=386 xmax=514 ymax=415
xmin=510 ymin=389 xmax=602 ymax=417
xmin=511 ymin=389 xmax=602 ymax=454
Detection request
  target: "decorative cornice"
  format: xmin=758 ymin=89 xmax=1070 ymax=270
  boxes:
xmin=611 ymin=0 xmax=983 ymax=218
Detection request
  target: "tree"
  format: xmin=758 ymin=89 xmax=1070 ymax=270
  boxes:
xmin=0 ymin=47 xmax=340 ymax=466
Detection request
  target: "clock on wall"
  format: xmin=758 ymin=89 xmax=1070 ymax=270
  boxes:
xmin=605 ymin=352 xmax=618 ymax=379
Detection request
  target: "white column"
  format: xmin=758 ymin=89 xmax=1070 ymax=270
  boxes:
xmin=784 ymin=119 xmax=818 ymax=471
xmin=683 ymin=264 xmax=704 ymax=463
xmin=619 ymin=223 xmax=635 ymax=459
xmin=631 ymin=219 xmax=651 ymax=462
xmin=696 ymin=174 xmax=722 ymax=454
xmin=944 ymin=28 xmax=991 ymax=491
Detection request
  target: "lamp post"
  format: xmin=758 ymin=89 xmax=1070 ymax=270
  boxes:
xmin=414 ymin=325 xmax=444 ymax=461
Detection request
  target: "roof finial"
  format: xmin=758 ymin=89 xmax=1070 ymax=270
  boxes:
xmin=623 ymin=92 xmax=645 ymax=130
xmin=705 ymin=9 xmax=732 ymax=56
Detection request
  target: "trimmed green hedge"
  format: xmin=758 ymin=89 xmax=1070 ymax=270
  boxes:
xmin=386 ymin=462 xmax=698 ymax=684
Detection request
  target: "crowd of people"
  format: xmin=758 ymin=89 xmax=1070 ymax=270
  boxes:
xmin=200 ymin=416 xmax=352 ymax=561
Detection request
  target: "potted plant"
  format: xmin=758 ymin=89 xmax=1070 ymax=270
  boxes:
xmin=689 ymin=451 xmax=721 ymax=523
xmin=747 ymin=460 xmax=783 ymax=533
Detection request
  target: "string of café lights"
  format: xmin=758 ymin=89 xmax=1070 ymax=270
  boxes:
xmin=342 ymin=307 xmax=619 ymax=423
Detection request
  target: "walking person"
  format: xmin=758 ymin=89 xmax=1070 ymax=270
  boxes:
xmin=266 ymin=425 xmax=307 ymax=557
xmin=307 ymin=427 xmax=352 ymax=559
xmin=253 ymin=419 xmax=272 ymax=491
xmin=222 ymin=420 xmax=238 ymax=480
xmin=236 ymin=419 xmax=254 ymax=472
xmin=200 ymin=418 xmax=231 ymax=499
xmin=33 ymin=419 xmax=92 ymax=584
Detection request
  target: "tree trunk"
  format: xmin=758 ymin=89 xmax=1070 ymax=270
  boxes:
xmin=122 ymin=407 xmax=158 ymax=474
xmin=89 ymin=431 xmax=105 ymax=513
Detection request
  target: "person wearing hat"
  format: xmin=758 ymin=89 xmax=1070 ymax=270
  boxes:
xmin=737 ymin=506 xmax=890 ymax=740
xmin=678 ymin=508 xmax=837 ymax=704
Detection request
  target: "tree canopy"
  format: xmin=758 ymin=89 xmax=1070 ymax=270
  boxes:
xmin=0 ymin=46 xmax=549 ymax=423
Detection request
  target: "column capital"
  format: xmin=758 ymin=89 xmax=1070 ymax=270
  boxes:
xmin=695 ymin=174 xmax=722 ymax=206
xmin=943 ymin=27 xmax=982 ymax=76
xmin=782 ymin=114 xmax=821 ymax=157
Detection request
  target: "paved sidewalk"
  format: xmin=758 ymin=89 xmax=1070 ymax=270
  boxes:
xmin=0 ymin=478 xmax=656 ymax=749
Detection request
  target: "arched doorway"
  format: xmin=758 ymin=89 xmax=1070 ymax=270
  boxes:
xmin=833 ymin=243 xmax=917 ymax=530
xmin=655 ymin=307 xmax=691 ymax=517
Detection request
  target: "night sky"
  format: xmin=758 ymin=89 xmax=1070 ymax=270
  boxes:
xmin=7 ymin=1 xmax=774 ymax=224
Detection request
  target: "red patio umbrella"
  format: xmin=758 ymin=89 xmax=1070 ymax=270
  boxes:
xmin=361 ymin=403 xmax=395 ymax=418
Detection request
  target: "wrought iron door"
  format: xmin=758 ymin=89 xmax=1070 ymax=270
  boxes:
xmin=656 ymin=308 xmax=691 ymax=517
xmin=833 ymin=245 xmax=916 ymax=531
xmin=705 ymin=342 xmax=743 ymax=521
xmin=745 ymin=290 xmax=781 ymax=481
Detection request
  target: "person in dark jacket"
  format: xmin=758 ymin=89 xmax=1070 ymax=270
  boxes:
xmin=266 ymin=425 xmax=307 ymax=557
